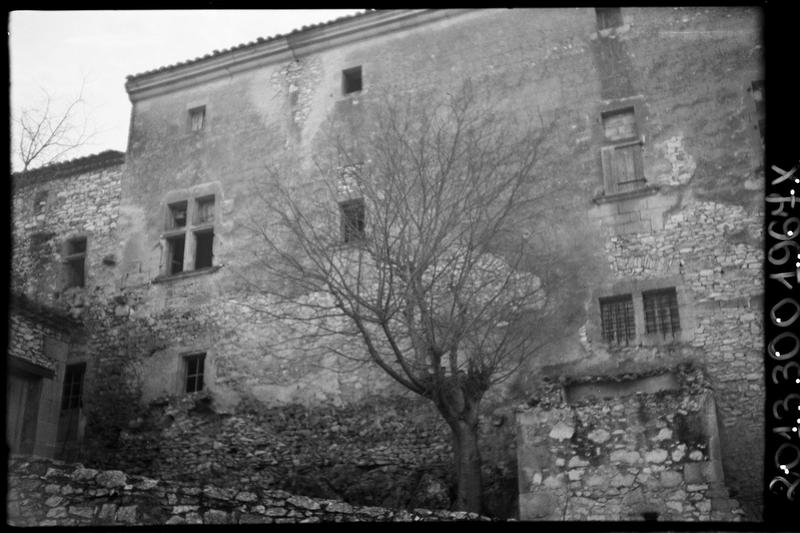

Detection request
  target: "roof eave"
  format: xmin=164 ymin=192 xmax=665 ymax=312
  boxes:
xmin=125 ymin=9 xmax=472 ymax=102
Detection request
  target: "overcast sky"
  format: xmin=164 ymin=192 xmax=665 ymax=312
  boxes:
xmin=9 ymin=10 xmax=364 ymax=171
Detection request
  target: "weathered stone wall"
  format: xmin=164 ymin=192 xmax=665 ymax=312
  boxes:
xmin=76 ymin=393 xmax=518 ymax=518
xmin=516 ymin=364 xmax=744 ymax=521
xmin=7 ymin=456 xmax=493 ymax=525
xmin=11 ymin=151 xmax=124 ymax=307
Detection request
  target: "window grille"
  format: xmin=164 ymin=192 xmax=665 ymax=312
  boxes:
xmin=643 ymin=288 xmax=680 ymax=338
xmin=600 ymin=294 xmax=635 ymax=345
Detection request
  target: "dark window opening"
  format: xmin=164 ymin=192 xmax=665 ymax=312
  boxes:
xmin=34 ymin=191 xmax=48 ymax=214
xmin=342 ymin=66 xmax=363 ymax=95
xmin=341 ymin=199 xmax=366 ymax=243
xmin=64 ymin=237 xmax=87 ymax=288
xmin=600 ymin=294 xmax=635 ymax=345
xmin=643 ymin=288 xmax=680 ymax=338
xmin=194 ymin=230 xmax=214 ymax=269
xmin=167 ymin=235 xmax=185 ymax=275
xmin=185 ymin=354 xmax=205 ymax=393
xmin=195 ymin=196 xmax=215 ymax=225
xmin=169 ymin=201 xmax=188 ymax=229
xmin=596 ymin=7 xmax=623 ymax=30
xmin=189 ymin=106 xmax=206 ymax=132
xmin=61 ymin=363 xmax=86 ymax=410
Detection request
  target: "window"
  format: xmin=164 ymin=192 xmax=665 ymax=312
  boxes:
xmin=168 ymin=201 xmax=188 ymax=229
xmin=596 ymin=7 xmax=623 ymax=30
xmin=643 ymin=288 xmax=680 ymax=338
xmin=600 ymin=107 xmax=645 ymax=195
xmin=166 ymin=235 xmax=186 ymax=275
xmin=600 ymin=294 xmax=635 ymax=346
xmin=189 ymin=106 xmax=206 ymax=132
xmin=34 ymin=191 xmax=48 ymax=214
xmin=342 ymin=66 xmax=363 ymax=95
xmin=61 ymin=363 xmax=86 ymax=410
xmin=64 ymin=237 xmax=87 ymax=288
xmin=184 ymin=354 xmax=205 ymax=393
xmin=340 ymin=198 xmax=366 ymax=243
xmin=163 ymin=195 xmax=216 ymax=275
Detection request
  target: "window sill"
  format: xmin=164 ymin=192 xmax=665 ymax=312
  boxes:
xmin=592 ymin=184 xmax=659 ymax=205
xmin=152 ymin=265 xmax=221 ymax=284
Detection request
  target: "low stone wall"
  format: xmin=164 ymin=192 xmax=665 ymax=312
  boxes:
xmin=80 ymin=393 xmax=518 ymax=517
xmin=7 ymin=456 xmax=492 ymax=525
xmin=515 ymin=364 xmax=744 ymax=521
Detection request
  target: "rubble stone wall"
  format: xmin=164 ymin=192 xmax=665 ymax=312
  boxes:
xmin=516 ymin=365 xmax=744 ymax=521
xmin=6 ymin=456 xmax=492 ymax=526
xmin=78 ymin=393 xmax=519 ymax=518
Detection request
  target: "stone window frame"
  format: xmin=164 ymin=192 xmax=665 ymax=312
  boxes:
xmin=589 ymin=277 xmax=695 ymax=347
xmin=593 ymin=97 xmax=659 ymax=204
xmin=155 ymin=184 xmax=222 ymax=283
xmin=62 ymin=235 xmax=87 ymax=289
xmin=342 ymin=65 xmax=363 ymax=95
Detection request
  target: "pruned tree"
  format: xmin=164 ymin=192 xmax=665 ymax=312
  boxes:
xmin=14 ymin=85 xmax=94 ymax=172
xmin=244 ymin=80 xmax=575 ymax=513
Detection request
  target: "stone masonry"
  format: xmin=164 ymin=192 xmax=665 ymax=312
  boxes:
xmin=6 ymin=456 xmax=492 ymax=525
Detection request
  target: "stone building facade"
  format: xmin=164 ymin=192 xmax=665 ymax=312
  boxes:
xmin=10 ymin=8 xmax=763 ymax=521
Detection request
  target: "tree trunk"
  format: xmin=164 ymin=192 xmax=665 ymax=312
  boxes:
xmin=450 ymin=417 xmax=483 ymax=513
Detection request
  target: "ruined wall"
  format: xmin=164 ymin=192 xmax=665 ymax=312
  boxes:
xmin=76 ymin=393 xmax=518 ymax=518
xmin=7 ymin=456 xmax=492 ymax=525
xmin=516 ymin=365 xmax=744 ymax=521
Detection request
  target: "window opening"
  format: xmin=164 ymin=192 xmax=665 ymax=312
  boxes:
xmin=185 ymin=354 xmax=205 ymax=393
xmin=61 ymin=363 xmax=86 ymax=410
xmin=342 ymin=66 xmax=363 ymax=95
xmin=596 ymin=7 xmax=623 ymax=30
xmin=189 ymin=106 xmax=206 ymax=132
xmin=34 ymin=191 xmax=48 ymax=214
xmin=643 ymin=288 xmax=680 ymax=338
xmin=64 ymin=237 xmax=87 ymax=288
xmin=340 ymin=198 xmax=366 ymax=243
xmin=600 ymin=294 xmax=635 ymax=345
xmin=167 ymin=235 xmax=185 ymax=275
xmin=194 ymin=230 xmax=214 ymax=269
xmin=601 ymin=107 xmax=645 ymax=195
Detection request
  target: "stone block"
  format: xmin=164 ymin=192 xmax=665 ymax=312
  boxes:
xmin=683 ymin=463 xmax=703 ymax=484
xmin=659 ymin=470 xmax=683 ymax=488
xmin=567 ymin=456 xmax=590 ymax=468
xmin=548 ymin=421 xmax=574 ymax=441
xmin=96 ymin=470 xmax=127 ymax=488
xmin=588 ymin=428 xmax=611 ymax=443
xmin=98 ymin=504 xmax=117 ymax=521
xmin=645 ymin=449 xmax=668 ymax=464
xmin=204 ymin=509 xmax=230 ymax=524
xmin=115 ymin=505 xmax=138 ymax=524
xmin=69 ymin=506 xmax=95 ymax=519
xmin=610 ymin=450 xmax=641 ymax=464
xmin=239 ymin=514 xmax=270 ymax=524
xmin=287 ymin=495 xmax=322 ymax=510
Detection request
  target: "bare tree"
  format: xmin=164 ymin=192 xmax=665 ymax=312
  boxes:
xmin=244 ymin=80 xmax=574 ymax=513
xmin=14 ymin=85 xmax=94 ymax=172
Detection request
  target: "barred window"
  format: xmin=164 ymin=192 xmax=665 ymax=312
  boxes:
xmin=600 ymin=294 xmax=635 ymax=345
xmin=61 ymin=363 xmax=86 ymax=410
xmin=643 ymin=288 xmax=680 ymax=338
xmin=185 ymin=353 xmax=205 ymax=393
